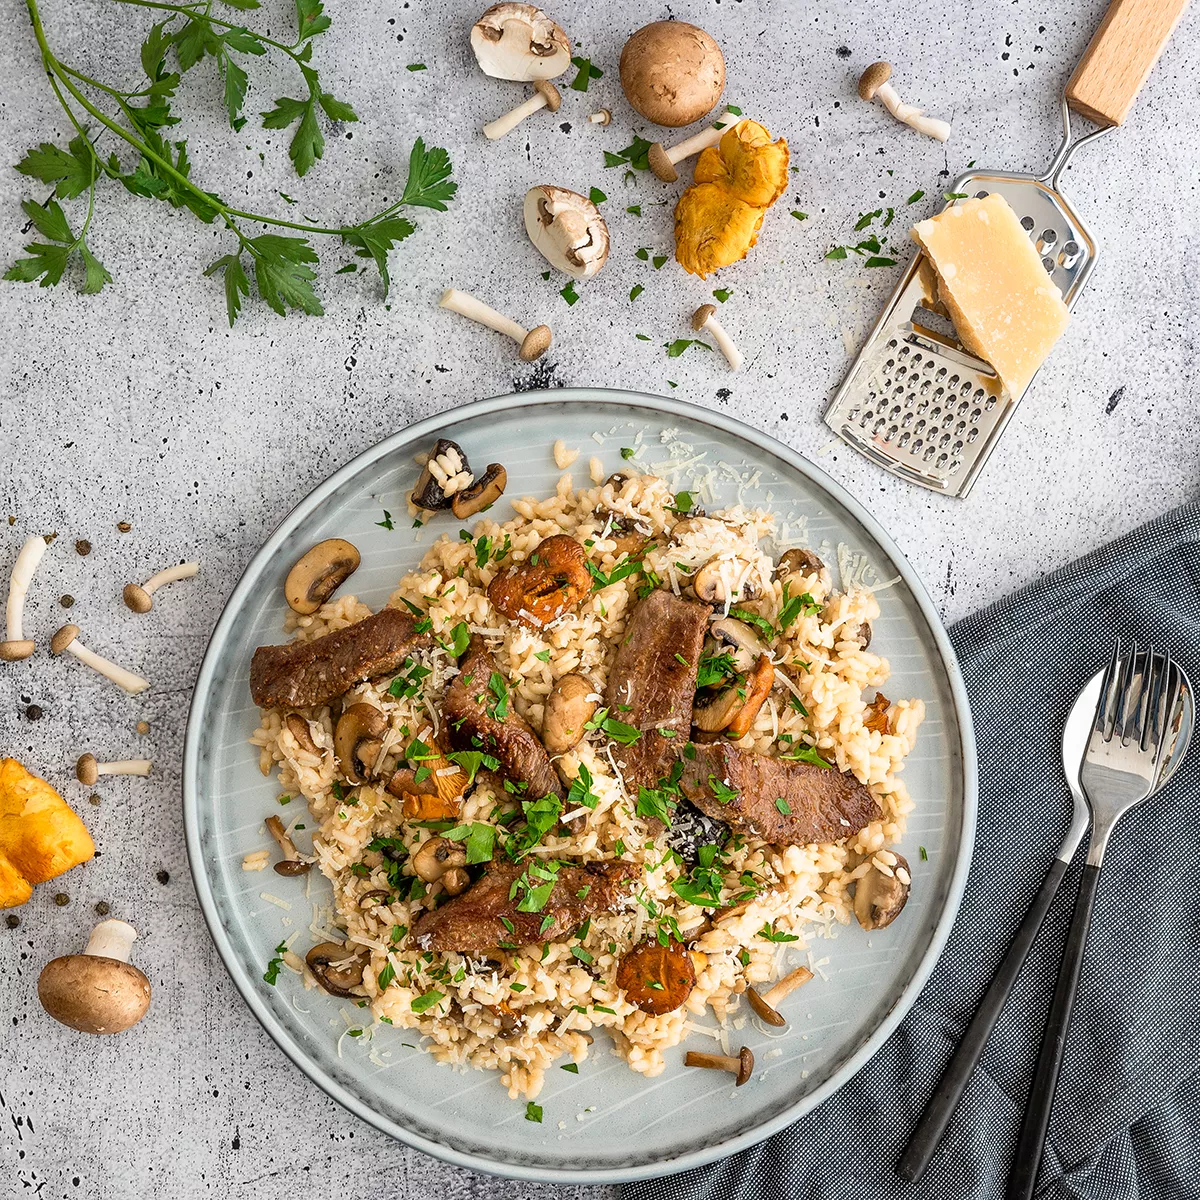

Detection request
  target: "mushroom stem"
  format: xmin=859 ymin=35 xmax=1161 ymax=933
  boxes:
xmin=83 ymin=918 xmax=138 ymax=963
xmin=649 ymin=110 xmax=744 ymax=182
xmin=691 ymin=304 xmax=743 ymax=371
xmin=51 ymin=624 xmax=150 ymax=694
xmin=483 ymin=80 xmax=560 ymax=140
xmin=265 ymin=814 xmax=310 ymax=876
xmin=1 ymin=535 xmax=48 ymax=661
xmin=439 ymin=288 xmax=551 ymax=361
xmin=760 ymin=964 xmax=814 ymax=1009
xmin=874 ymin=82 xmax=951 ymax=141
xmin=123 ymin=561 xmax=199 ymax=613
xmin=588 ymin=108 xmax=611 ymax=125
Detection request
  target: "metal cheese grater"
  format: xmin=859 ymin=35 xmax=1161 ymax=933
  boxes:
xmin=824 ymin=0 xmax=1187 ymax=497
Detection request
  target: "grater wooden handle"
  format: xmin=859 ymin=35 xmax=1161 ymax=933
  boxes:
xmin=1066 ymin=0 xmax=1189 ymax=126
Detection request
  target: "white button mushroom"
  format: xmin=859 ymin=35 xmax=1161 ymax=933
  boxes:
xmin=483 ymin=79 xmax=561 ymax=140
xmin=76 ymin=753 xmax=153 ymax=785
xmin=122 ymin=561 xmax=200 ymax=614
xmin=587 ymin=108 xmax=611 ymax=126
xmin=858 ymin=62 xmax=951 ymax=143
xmin=0 ymin=535 xmax=48 ymax=662
xmin=50 ymin=624 xmax=150 ymax=694
xmin=647 ymin=109 xmax=745 ymax=183
xmin=38 ymin=919 xmax=152 ymax=1034
xmin=470 ymin=3 xmax=571 ymax=81
xmin=439 ymin=288 xmax=552 ymax=361
xmin=523 ymin=185 xmax=610 ymax=279
xmin=691 ymin=304 xmax=743 ymax=371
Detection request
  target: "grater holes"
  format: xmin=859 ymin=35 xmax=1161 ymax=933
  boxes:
xmin=1042 ymin=256 xmax=1055 ymax=273
xmin=1036 ymin=229 xmax=1058 ymax=254
xmin=973 ymin=190 xmax=989 ymax=199
xmin=1058 ymin=239 xmax=1082 ymax=269
xmin=1020 ymin=215 xmax=1035 ymax=232
xmin=971 ymin=407 xmax=982 ymax=423
xmin=966 ymin=428 xmax=980 ymax=443
xmin=897 ymin=431 xmax=911 ymax=449
xmin=948 ymin=458 xmax=962 ymax=475
xmin=984 ymin=395 xmax=997 ymax=411
xmin=886 ymin=424 xmax=899 ymax=441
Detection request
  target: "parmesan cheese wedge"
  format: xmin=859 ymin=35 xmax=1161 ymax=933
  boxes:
xmin=911 ymin=194 xmax=1070 ymax=398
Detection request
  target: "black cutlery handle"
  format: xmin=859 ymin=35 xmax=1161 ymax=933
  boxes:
xmin=896 ymin=856 xmax=1071 ymax=1182
xmin=1006 ymin=862 xmax=1103 ymax=1200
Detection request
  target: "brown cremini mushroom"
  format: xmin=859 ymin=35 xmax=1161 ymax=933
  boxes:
xmin=746 ymin=964 xmax=814 ymax=1028
xmin=542 ymin=673 xmax=598 ymax=756
xmin=305 ymin=941 xmax=369 ymax=998
xmin=857 ymin=61 xmax=951 ymax=142
xmin=685 ymin=1045 xmax=754 ymax=1086
xmin=1 ymin=535 xmax=48 ymax=661
xmin=411 ymin=836 xmax=468 ymax=889
xmin=334 ymin=703 xmax=387 ymax=784
xmin=75 ymin=753 xmax=152 ymax=786
xmin=284 ymin=712 xmax=322 ymax=756
xmin=122 ymin=562 xmax=199 ymax=614
xmin=483 ymin=79 xmax=562 ymax=140
xmin=619 ymin=22 xmax=725 ymax=127
xmin=691 ymin=303 xmax=743 ymax=371
xmin=51 ymin=625 xmax=149 ymax=694
xmin=692 ymin=555 xmax=756 ymax=606
xmin=693 ymin=653 xmax=774 ymax=738
xmin=452 ymin=464 xmax=507 ymax=520
xmin=37 ymin=918 xmax=151 ymax=1034
xmin=776 ymin=548 xmax=824 ymax=580
xmin=439 ymin=289 xmax=551 ymax=362
xmin=284 ymin=540 xmax=360 ymax=616
xmin=265 ymin=814 xmax=310 ymax=877
xmin=412 ymin=439 xmax=473 ymax=512
xmin=854 ymin=853 xmax=911 ymax=930
xmin=470 ymin=3 xmax=571 ymax=81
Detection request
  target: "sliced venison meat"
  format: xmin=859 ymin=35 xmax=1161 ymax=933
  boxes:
xmin=444 ymin=636 xmax=563 ymax=800
xmin=605 ymin=590 xmax=710 ymax=788
xmin=677 ymin=743 xmax=878 ymax=845
xmin=250 ymin=607 xmax=433 ymax=710
xmin=412 ymin=858 xmax=635 ymax=952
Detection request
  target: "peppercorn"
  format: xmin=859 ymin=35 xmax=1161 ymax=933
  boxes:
xmin=75 ymin=539 xmax=91 ymax=555
xmin=95 ymin=901 xmax=110 ymax=916
xmin=54 ymin=892 xmax=70 ymax=907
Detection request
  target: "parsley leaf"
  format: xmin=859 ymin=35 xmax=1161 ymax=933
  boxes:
xmin=525 ymin=1101 xmax=543 ymax=1123
xmin=570 ymin=56 xmax=604 ymax=91
xmin=262 ymin=940 xmax=288 ymax=985
xmin=566 ymin=762 xmax=600 ymax=810
xmin=411 ymin=988 xmax=445 ymax=1014
xmin=664 ymin=338 xmax=711 ymax=358
xmin=780 ymin=745 xmax=833 ymax=769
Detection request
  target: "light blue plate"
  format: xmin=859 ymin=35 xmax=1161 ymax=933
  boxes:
xmin=183 ymin=389 xmax=976 ymax=1184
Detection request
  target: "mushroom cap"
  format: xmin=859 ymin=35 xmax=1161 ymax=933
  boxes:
xmin=122 ymin=582 xmax=153 ymax=614
xmin=691 ymin=303 xmax=717 ymax=330
xmin=858 ymin=61 xmax=892 ymax=101
xmin=520 ymin=325 xmax=553 ymax=361
xmin=0 ymin=639 xmax=36 ymax=661
xmin=50 ymin=624 xmax=80 ymax=655
xmin=76 ymin=753 xmax=99 ymax=785
xmin=647 ymin=141 xmax=678 ymax=183
xmin=284 ymin=538 xmax=361 ymax=616
xmin=735 ymin=1044 xmax=755 ymax=1085
xmin=523 ymin=185 xmax=610 ymax=280
xmin=534 ymin=79 xmax=561 ymax=111
xmin=334 ymin=703 xmax=387 ymax=784
xmin=38 ymin=953 xmax=151 ymax=1034
xmin=619 ymin=22 xmax=725 ymax=128
xmin=451 ymin=463 xmax=508 ymax=519
xmin=471 ymin=2 xmax=571 ymax=82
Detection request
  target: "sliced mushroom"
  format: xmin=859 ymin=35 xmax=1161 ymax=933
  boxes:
xmin=746 ymin=964 xmax=813 ymax=1027
xmin=285 ymin=539 xmax=361 ymax=615
xmin=616 ymin=940 xmax=696 ymax=1014
xmin=284 ymin=712 xmax=321 ymax=756
xmin=524 ymin=186 xmax=610 ymax=279
xmin=305 ymin=941 xmax=369 ymax=998
xmin=684 ymin=1046 xmax=754 ymax=1086
xmin=709 ymin=617 xmax=769 ymax=672
xmin=692 ymin=555 xmax=757 ymax=606
xmin=265 ymin=814 xmax=310 ymax=877
xmin=693 ymin=654 xmax=773 ymax=738
xmin=334 ymin=703 xmax=387 ymax=783
xmin=470 ymin=3 xmax=571 ymax=81
xmin=542 ymin=673 xmax=598 ymax=755
xmin=441 ymin=866 xmax=471 ymax=896
xmin=847 ymin=621 xmax=872 ymax=650
xmin=776 ymin=548 xmax=824 ymax=580
xmin=863 ymin=691 xmax=890 ymax=734
xmin=854 ymin=853 xmax=911 ymax=930
xmin=452 ymin=464 xmax=507 ymax=519
xmin=411 ymin=835 xmax=467 ymax=884
xmin=412 ymin=439 xmax=470 ymax=511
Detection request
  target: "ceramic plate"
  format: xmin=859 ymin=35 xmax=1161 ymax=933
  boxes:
xmin=183 ymin=389 xmax=976 ymax=1184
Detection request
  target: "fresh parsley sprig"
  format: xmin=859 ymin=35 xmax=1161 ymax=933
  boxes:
xmin=9 ymin=0 xmax=455 ymax=324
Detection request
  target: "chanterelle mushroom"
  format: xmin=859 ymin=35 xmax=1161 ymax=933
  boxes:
xmin=858 ymin=62 xmax=951 ymax=142
xmin=38 ymin=918 xmax=151 ymax=1034
xmin=620 ymin=21 xmax=725 ymax=127
xmin=524 ymin=186 xmax=610 ymax=279
xmin=471 ymin=3 xmax=571 ymax=81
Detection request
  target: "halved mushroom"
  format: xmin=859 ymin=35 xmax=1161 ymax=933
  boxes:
xmin=853 ymin=853 xmax=911 ymax=930
xmin=693 ymin=654 xmax=773 ymax=738
xmin=709 ymin=617 xmax=769 ymax=672
xmin=616 ymin=940 xmax=696 ymax=1014
xmin=412 ymin=439 xmax=471 ymax=512
xmin=692 ymin=555 xmax=757 ymax=606
xmin=847 ymin=621 xmax=873 ymax=650
xmin=776 ymin=548 xmax=824 ymax=580
xmin=524 ymin=186 xmax=610 ymax=279
xmin=470 ymin=3 xmax=571 ymax=81
xmin=285 ymin=539 xmax=360 ymax=616
xmin=265 ymin=814 xmax=310 ymax=877
xmin=542 ymin=672 xmax=598 ymax=755
xmin=305 ymin=941 xmax=369 ymax=998
xmin=745 ymin=964 xmax=813 ymax=1028
xmin=334 ymin=703 xmax=387 ymax=783
xmin=411 ymin=836 xmax=469 ymax=894
xmin=284 ymin=712 xmax=321 ymax=757
xmin=452 ymin=464 xmax=507 ymax=519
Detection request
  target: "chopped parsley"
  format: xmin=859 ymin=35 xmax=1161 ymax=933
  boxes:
xmin=411 ymin=990 xmax=444 ymax=1014
xmin=588 ymin=186 xmax=607 ymax=205
xmin=707 ymin=775 xmax=739 ymax=805
xmin=584 ymin=707 xmax=641 ymax=745
xmin=570 ymin=946 xmax=594 ymax=964
xmin=561 ymin=1062 xmax=579 ymax=1074
xmin=525 ymin=1101 xmax=543 ymax=1123
xmin=446 ymin=749 xmax=500 ymax=786
xmin=758 ymin=922 xmax=800 ymax=943
xmin=376 ymin=509 xmax=394 ymax=530
xmin=780 ymin=745 xmax=833 ymax=769
xmin=629 ymin=283 xmax=644 ymax=301
xmin=560 ymin=280 xmax=579 ymax=306
xmin=775 ymin=797 xmax=792 ymax=816
xmin=566 ymin=762 xmax=600 ymax=810
xmin=620 ymin=446 xmax=636 ymax=460
xmin=777 ymin=585 xmax=820 ymax=631
xmin=377 ymin=961 xmax=396 ymax=990
xmin=664 ymin=338 xmax=711 ymax=358
xmin=919 ymin=846 xmax=929 ymax=861
xmin=486 ymin=671 xmax=510 ymax=720
xmin=569 ymin=55 xmax=603 ymax=91
xmin=262 ymin=940 xmax=288 ymax=985
xmin=441 ymin=621 xmax=470 ymax=657
xmin=445 ymin=821 xmax=497 ymax=864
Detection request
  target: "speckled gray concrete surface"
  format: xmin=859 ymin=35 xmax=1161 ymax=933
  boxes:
xmin=0 ymin=0 xmax=1196 ymax=1196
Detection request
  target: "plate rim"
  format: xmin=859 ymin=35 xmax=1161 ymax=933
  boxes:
xmin=182 ymin=387 xmax=978 ymax=1185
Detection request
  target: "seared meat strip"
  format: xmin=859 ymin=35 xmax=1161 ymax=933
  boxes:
xmin=443 ymin=636 xmax=563 ymax=800
xmin=250 ymin=607 xmax=433 ymax=709
xmin=677 ymin=743 xmax=878 ymax=845
xmin=606 ymin=590 xmax=710 ymax=788
xmin=412 ymin=858 xmax=636 ymax=952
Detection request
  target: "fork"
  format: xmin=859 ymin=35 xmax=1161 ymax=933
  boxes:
xmin=1006 ymin=642 xmax=1186 ymax=1200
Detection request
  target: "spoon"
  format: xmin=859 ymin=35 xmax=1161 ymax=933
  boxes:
xmin=896 ymin=665 xmax=1193 ymax=1182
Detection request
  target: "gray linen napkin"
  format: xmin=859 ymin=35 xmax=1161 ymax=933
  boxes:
xmin=624 ymin=502 xmax=1200 ymax=1200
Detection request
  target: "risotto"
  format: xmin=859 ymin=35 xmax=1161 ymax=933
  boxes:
xmin=249 ymin=451 xmax=922 ymax=1100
